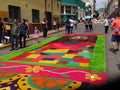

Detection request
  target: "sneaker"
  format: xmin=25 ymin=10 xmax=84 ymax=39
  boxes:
xmin=113 ymin=49 xmax=117 ymax=54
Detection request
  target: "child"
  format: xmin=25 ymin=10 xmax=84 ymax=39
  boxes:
xmin=34 ymin=26 xmax=40 ymax=43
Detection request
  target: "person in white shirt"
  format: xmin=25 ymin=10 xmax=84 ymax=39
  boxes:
xmin=69 ymin=19 xmax=75 ymax=34
xmin=53 ymin=19 xmax=57 ymax=30
xmin=104 ymin=16 xmax=110 ymax=34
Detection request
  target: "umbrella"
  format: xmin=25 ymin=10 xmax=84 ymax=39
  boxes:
xmin=85 ymin=15 xmax=91 ymax=19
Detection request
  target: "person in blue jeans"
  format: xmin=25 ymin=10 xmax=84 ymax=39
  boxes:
xmin=65 ymin=18 xmax=71 ymax=34
xmin=42 ymin=18 xmax=48 ymax=38
xmin=10 ymin=19 xmax=20 ymax=51
xmin=19 ymin=19 xmax=28 ymax=48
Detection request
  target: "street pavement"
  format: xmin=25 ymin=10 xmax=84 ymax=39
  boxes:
xmin=0 ymin=23 xmax=120 ymax=84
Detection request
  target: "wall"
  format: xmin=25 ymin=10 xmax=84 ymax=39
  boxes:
xmin=0 ymin=0 xmax=45 ymax=23
xmin=0 ymin=0 xmax=62 ymax=33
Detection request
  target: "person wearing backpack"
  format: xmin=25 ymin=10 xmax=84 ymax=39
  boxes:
xmin=111 ymin=13 xmax=120 ymax=54
xmin=3 ymin=17 xmax=11 ymax=44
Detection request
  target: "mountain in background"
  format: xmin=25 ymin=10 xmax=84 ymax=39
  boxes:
xmin=96 ymin=8 xmax=105 ymax=18
xmin=98 ymin=8 xmax=105 ymax=14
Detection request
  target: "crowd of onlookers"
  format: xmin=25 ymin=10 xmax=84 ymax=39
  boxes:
xmin=0 ymin=17 xmax=30 ymax=50
xmin=1 ymin=14 xmax=120 ymax=54
xmin=0 ymin=17 xmax=60 ymax=51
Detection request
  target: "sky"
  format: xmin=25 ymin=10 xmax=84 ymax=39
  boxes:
xmin=96 ymin=0 xmax=108 ymax=10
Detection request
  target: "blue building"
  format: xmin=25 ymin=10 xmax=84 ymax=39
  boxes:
xmin=61 ymin=0 xmax=85 ymax=21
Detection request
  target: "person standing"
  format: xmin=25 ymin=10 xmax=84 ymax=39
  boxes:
xmin=111 ymin=13 xmax=120 ymax=54
xmin=3 ymin=17 xmax=11 ymax=44
xmin=65 ymin=18 xmax=70 ymax=34
xmin=0 ymin=18 xmax=3 ymax=44
xmin=19 ymin=19 xmax=28 ymax=48
xmin=10 ymin=19 xmax=20 ymax=51
xmin=26 ymin=19 xmax=30 ymax=38
xmin=53 ymin=19 xmax=57 ymax=30
xmin=42 ymin=18 xmax=48 ymax=38
xmin=57 ymin=21 xmax=59 ymax=31
xmin=104 ymin=16 xmax=110 ymax=34
xmin=84 ymin=19 xmax=89 ymax=32
xmin=88 ymin=19 xmax=93 ymax=32
xmin=69 ymin=18 xmax=75 ymax=34
xmin=34 ymin=26 xmax=40 ymax=43
xmin=74 ymin=20 xmax=78 ymax=30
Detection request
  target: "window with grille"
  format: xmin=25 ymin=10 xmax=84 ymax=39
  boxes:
xmin=66 ymin=6 xmax=71 ymax=14
xmin=32 ymin=9 xmax=40 ymax=23
xmin=8 ymin=5 xmax=21 ymax=22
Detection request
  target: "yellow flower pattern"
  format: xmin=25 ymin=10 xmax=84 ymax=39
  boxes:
xmin=25 ymin=66 xmax=44 ymax=73
xmin=85 ymin=73 xmax=102 ymax=82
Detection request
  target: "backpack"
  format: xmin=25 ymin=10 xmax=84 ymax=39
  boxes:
xmin=5 ymin=24 xmax=11 ymax=30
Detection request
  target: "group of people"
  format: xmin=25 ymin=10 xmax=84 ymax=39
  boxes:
xmin=0 ymin=17 xmax=58 ymax=51
xmin=0 ymin=18 xmax=30 ymax=50
xmin=65 ymin=18 xmax=77 ymax=34
xmin=84 ymin=19 xmax=93 ymax=32
xmin=104 ymin=13 xmax=120 ymax=54
xmin=11 ymin=19 xmax=28 ymax=51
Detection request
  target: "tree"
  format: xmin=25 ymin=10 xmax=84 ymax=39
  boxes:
xmin=94 ymin=10 xmax=99 ymax=18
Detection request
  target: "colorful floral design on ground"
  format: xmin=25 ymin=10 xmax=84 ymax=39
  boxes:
xmin=0 ymin=62 xmax=106 ymax=85
xmin=0 ymin=34 xmax=106 ymax=89
xmin=10 ymin=35 xmax=98 ymax=68
xmin=0 ymin=71 xmax=97 ymax=90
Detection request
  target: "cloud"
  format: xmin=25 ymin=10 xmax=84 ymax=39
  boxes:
xmin=96 ymin=0 xmax=108 ymax=10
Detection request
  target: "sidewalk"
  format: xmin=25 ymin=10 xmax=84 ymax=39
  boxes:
xmin=0 ymin=27 xmax=65 ymax=49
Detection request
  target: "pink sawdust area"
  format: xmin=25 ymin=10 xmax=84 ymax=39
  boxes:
xmin=0 ymin=34 xmax=106 ymax=90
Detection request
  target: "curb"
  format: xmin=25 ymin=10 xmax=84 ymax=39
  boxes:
xmin=0 ymin=28 xmax=65 ymax=49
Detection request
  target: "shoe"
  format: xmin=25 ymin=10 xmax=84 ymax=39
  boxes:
xmin=116 ymin=49 xmax=119 ymax=52
xmin=10 ymin=49 xmax=14 ymax=51
xmin=19 ymin=46 xmax=22 ymax=49
xmin=113 ymin=49 xmax=117 ymax=54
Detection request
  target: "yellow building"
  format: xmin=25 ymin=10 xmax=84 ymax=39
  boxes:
xmin=0 ymin=0 xmax=61 ymax=31
xmin=45 ymin=0 xmax=61 ymax=29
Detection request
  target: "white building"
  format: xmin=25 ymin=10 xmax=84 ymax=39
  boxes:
xmin=82 ymin=0 xmax=96 ymax=16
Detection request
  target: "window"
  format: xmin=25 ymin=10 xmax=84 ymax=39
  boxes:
xmin=61 ymin=6 xmax=64 ymax=14
xmin=66 ymin=6 xmax=71 ymax=14
xmin=73 ymin=7 xmax=76 ymax=14
xmin=32 ymin=9 xmax=40 ymax=23
xmin=9 ymin=5 xmax=21 ymax=22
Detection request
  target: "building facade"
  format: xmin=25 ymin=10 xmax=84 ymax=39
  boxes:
xmin=106 ymin=0 xmax=119 ymax=17
xmin=77 ymin=0 xmax=85 ymax=21
xmin=82 ymin=0 xmax=96 ymax=16
xmin=0 ymin=0 xmax=61 ymax=32
xmin=61 ymin=0 xmax=85 ymax=21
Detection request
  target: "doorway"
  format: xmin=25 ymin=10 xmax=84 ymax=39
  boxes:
xmin=45 ymin=11 xmax=52 ymax=30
